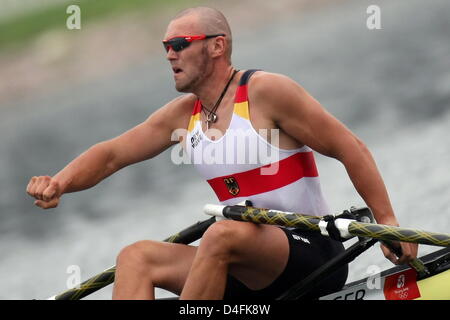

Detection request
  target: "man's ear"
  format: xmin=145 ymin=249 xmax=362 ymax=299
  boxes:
xmin=210 ymin=36 xmax=226 ymax=58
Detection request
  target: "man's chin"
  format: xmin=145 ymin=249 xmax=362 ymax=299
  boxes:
xmin=175 ymin=81 xmax=193 ymax=93
xmin=175 ymin=85 xmax=189 ymax=93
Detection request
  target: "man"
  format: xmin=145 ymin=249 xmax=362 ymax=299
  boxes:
xmin=26 ymin=7 xmax=417 ymax=299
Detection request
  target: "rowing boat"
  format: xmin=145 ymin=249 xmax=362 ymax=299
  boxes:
xmin=160 ymin=246 xmax=450 ymax=300
xmin=320 ymin=247 xmax=450 ymax=300
xmin=47 ymin=204 xmax=450 ymax=300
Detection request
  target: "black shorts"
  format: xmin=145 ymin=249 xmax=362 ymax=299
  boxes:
xmin=223 ymin=227 xmax=348 ymax=300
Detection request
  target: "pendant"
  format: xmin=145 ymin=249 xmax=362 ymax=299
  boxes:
xmin=207 ymin=113 xmax=218 ymax=123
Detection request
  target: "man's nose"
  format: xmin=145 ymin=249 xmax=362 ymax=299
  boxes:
xmin=166 ymin=46 xmax=178 ymax=60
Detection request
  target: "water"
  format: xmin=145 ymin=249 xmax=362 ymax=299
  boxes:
xmin=1 ymin=0 xmax=449 ymax=299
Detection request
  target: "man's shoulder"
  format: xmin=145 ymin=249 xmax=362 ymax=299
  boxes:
xmin=248 ymin=71 xmax=298 ymax=96
xmin=149 ymin=94 xmax=197 ymax=131
xmin=248 ymin=71 xmax=303 ymax=105
xmin=166 ymin=93 xmax=197 ymax=111
xmin=160 ymin=94 xmax=197 ymax=119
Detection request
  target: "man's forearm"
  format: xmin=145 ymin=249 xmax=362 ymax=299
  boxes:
xmin=341 ymin=140 xmax=398 ymax=225
xmin=53 ymin=142 xmax=118 ymax=195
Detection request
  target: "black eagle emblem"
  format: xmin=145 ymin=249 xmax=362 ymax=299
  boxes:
xmin=223 ymin=177 xmax=240 ymax=196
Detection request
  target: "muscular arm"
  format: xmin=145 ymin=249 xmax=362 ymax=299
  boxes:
xmin=27 ymin=95 xmax=195 ymax=208
xmin=55 ymin=105 xmax=178 ymax=193
xmin=250 ymin=72 xmax=416 ymax=263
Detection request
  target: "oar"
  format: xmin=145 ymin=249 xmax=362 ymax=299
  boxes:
xmin=204 ymin=204 xmax=450 ymax=247
xmin=48 ymin=216 xmax=216 ymax=300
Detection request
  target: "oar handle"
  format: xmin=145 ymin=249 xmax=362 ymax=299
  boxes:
xmin=381 ymin=240 xmax=430 ymax=277
xmin=204 ymin=204 xmax=226 ymax=217
xmin=205 ymin=204 xmax=450 ymax=247
xmin=381 ymin=240 xmax=403 ymax=257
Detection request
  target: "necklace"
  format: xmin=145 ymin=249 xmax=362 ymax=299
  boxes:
xmin=202 ymin=68 xmax=239 ymax=130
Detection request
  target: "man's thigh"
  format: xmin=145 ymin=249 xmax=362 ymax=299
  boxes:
xmin=222 ymin=221 xmax=290 ymax=291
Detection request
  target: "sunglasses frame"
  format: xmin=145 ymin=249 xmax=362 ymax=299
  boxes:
xmin=163 ymin=34 xmax=226 ymax=52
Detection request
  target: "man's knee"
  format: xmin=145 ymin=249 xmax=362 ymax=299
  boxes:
xmin=116 ymin=240 xmax=159 ymax=268
xmin=200 ymin=220 xmax=248 ymax=259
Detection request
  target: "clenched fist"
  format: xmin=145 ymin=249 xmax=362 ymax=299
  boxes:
xmin=26 ymin=176 xmax=62 ymax=209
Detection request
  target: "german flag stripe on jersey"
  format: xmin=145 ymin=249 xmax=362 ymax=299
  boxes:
xmin=187 ymin=70 xmax=261 ymax=131
xmin=206 ymin=152 xmax=319 ymax=201
xmin=188 ymin=100 xmax=202 ymax=132
xmin=233 ymin=70 xmax=259 ymax=120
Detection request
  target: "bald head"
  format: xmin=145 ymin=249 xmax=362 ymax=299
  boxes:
xmin=171 ymin=7 xmax=233 ymax=62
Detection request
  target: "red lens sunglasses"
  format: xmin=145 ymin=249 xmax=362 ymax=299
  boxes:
xmin=163 ymin=34 xmax=225 ymax=52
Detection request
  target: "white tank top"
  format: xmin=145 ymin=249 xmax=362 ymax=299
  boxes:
xmin=185 ymin=70 xmax=329 ymax=215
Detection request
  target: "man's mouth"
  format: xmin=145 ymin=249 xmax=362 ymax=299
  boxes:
xmin=172 ymin=67 xmax=183 ymax=74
